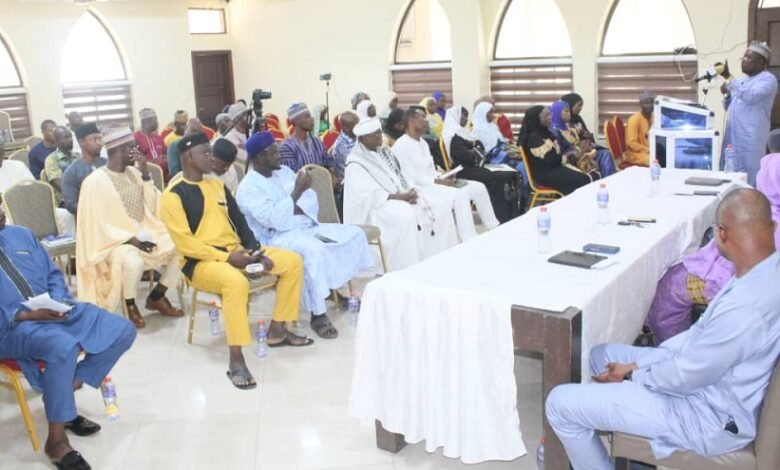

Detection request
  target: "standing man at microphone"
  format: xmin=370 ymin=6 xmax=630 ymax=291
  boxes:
xmin=721 ymin=41 xmax=778 ymax=186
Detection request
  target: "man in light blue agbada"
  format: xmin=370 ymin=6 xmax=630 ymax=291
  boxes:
xmin=546 ymin=188 xmax=780 ymax=470
xmin=236 ymin=131 xmax=375 ymax=340
xmin=721 ymin=41 xmax=778 ymax=186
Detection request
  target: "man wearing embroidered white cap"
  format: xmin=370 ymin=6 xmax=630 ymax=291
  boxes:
xmin=225 ymin=102 xmax=252 ymax=165
xmin=721 ymin=40 xmax=778 ymax=186
xmin=344 ymin=117 xmax=457 ymax=271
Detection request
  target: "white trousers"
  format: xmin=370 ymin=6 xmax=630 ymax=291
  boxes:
xmin=545 ymin=344 xmax=675 ymax=470
xmin=111 ymin=249 xmax=181 ymax=301
xmin=462 ymin=181 xmax=499 ymax=230
xmin=54 ymin=208 xmax=75 ymax=237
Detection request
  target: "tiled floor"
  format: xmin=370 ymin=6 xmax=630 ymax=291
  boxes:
xmin=0 ymin=276 xmax=546 ymax=470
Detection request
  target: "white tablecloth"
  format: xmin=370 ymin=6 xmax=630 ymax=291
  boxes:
xmin=349 ymin=167 xmax=745 ymax=464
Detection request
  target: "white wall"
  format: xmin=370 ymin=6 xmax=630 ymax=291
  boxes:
xmin=0 ymin=0 xmax=754 ymax=135
xmin=0 ymin=0 xmax=228 ymax=131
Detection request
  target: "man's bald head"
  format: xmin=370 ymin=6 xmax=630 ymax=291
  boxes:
xmin=340 ymin=111 xmax=359 ymax=136
xmin=715 ymin=188 xmax=776 ymax=267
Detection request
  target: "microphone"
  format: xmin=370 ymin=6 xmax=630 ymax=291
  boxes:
xmin=695 ymin=62 xmax=728 ymax=83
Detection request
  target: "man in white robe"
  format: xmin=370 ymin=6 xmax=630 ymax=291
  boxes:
xmin=236 ymin=131 xmax=375 ymax=339
xmin=344 ymin=117 xmax=457 ymax=271
xmin=393 ymin=106 xmax=498 ymax=241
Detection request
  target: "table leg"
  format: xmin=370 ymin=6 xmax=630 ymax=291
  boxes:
xmin=375 ymin=420 xmax=407 ymax=453
xmin=512 ymin=306 xmax=582 ymax=470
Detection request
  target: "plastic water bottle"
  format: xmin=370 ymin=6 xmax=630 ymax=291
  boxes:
xmin=650 ymin=160 xmax=661 ymax=196
xmin=348 ymin=292 xmax=360 ymax=327
xmin=537 ymin=207 xmax=552 ymax=254
xmin=101 ymin=377 xmax=119 ymax=422
xmin=208 ymin=302 xmax=221 ymax=336
xmin=254 ymin=320 xmax=268 ymax=358
xmin=723 ymin=144 xmax=736 ymax=173
xmin=597 ymin=183 xmax=609 ymax=225
xmin=536 ymin=436 xmax=545 ymax=470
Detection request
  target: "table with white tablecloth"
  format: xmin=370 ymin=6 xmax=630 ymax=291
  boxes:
xmin=349 ymin=167 xmax=746 ymax=468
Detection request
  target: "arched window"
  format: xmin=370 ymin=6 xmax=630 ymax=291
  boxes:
xmin=490 ymin=0 xmax=573 ymax=133
xmin=61 ymin=11 xmax=133 ymax=128
xmin=0 ymin=34 xmax=31 ymax=140
xmin=602 ymin=0 xmax=695 ymax=56
xmin=395 ymin=0 xmax=451 ymax=64
xmin=494 ymin=0 xmax=572 ymax=60
xmin=391 ymin=0 xmax=453 ymax=108
xmin=597 ymin=0 xmax=698 ymax=132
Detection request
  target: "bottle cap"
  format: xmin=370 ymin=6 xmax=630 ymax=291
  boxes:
xmin=540 ymin=436 xmax=545 ymax=445
xmin=653 ymin=159 xmax=659 ymax=164
xmin=351 ymin=292 xmax=358 ymax=296
xmin=540 ymin=206 xmax=547 ymax=212
xmin=104 ymin=377 xmax=112 ymax=383
xmin=257 ymin=320 xmax=265 ymax=325
xmin=599 ymin=183 xmax=606 ymax=188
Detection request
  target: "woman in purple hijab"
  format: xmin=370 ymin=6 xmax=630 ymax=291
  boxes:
xmin=645 ymin=130 xmax=780 ymax=343
xmin=548 ymin=100 xmax=616 ymax=177
xmin=432 ymin=91 xmax=447 ymax=120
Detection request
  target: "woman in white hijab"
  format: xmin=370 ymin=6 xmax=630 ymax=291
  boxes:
xmin=311 ymin=104 xmax=329 ymax=136
xmin=356 ymin=100 xmax=377 ymax=121
xmin=443 ymin=105 xmax=519 ymax=223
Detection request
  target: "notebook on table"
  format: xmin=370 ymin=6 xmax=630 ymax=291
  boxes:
xmin=548 ymin=250 xmax=607 ymax=269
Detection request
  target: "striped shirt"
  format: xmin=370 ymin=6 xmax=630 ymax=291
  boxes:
xmin=278 ymin=134 xmax=333 ymax=172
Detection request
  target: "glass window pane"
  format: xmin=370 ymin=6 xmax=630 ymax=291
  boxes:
xmin=0 ymin=38 xmax=21 ymax=88
xmin=495 ymin=0 xmax=572 ymax=59
xmin=602 ymin=0 xmax=695 ymax=55
xmin=395 ymin=0 xmax=452 ymax=63
xmin=188 ymin=9 xmax=226 ymax=34
xmin=61 ymin=12 xmax=126 ymax=84
xmin=760 ymin=0 xmax=780 ymax=7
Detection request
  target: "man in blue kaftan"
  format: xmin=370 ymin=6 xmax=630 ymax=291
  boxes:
xmin=236 ymin=131 xmax=374 ymax=340
xmin=0 ymin=205 xmax=136 ymax=470
xmin=721 ymin=41 xmax=778 ymax=186
xmin=545 ymin=189 xmax=780 ymax=470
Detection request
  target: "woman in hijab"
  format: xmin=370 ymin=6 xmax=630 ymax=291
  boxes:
xmin=383 ymin=108 xmax=406 ymax=147
xmin=561 ymin=93 xmax=593 ymax=141
xmin=310 ymin=104 xmax=330 ymax=136
xmin=378 ymin=92 xmax=399 ymax=122
xmin=549 ymin=100 xmax=616 ymax=177
xmin=517 ymin=105 xmax=597 ymax=195
xmin=356 ymin=100 xmax=377 ymax=121
xmin=443 ymin=105 xmax=520 ymax=222
xmin=432 ymin=91 xmax=447 ymax=120
xmin=420 ymin=97 xmax=444 ymax=139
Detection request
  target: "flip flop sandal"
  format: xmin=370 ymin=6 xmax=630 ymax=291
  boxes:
xmin=52 ymin=450 xmax=91 ymax=470
xmin=226 ymin=369 xmax=257 ymax=390
xmin=268 ymin=333 xmax=315 ymax=348
xmin=311 ymin=316 xmax=339 ymax=339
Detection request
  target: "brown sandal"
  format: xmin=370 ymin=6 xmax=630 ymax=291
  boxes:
xmin=125 ymin=303 xmax=146 ymax=329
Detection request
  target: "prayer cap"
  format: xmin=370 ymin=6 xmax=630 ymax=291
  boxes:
xmin=177 ymin=132 xmax=209 ymax=153
xmin=748 ymin=40 xmax=772 ymax=60
xmin=74 ymin=122 xmax=100 ymax=141
xmin=287 ymin=102 xmax=310 ymax=121
xmin=356 ymin=100 xmax=375 ymax=120
xmin=228 ymin=103 xmax=250 ymax=122
xmin=639 ymin=90 xmax=655 ymax=101
xmin=139 ymin=108 xmax=156 ymax=120
xmin=215 ymin=113 xmax=231 ymax=125
xmin=354 ymin=117 xmax=382 ymax=137
xmin=101 ymin=125 xmax=134 ymax=150
xmin=213 ymin=138 xmax=238 ymax=163
xmin=245 ymin=131 xmax=275 ymax=158
xmin=174 ymin=110 xmax=189 ymax=124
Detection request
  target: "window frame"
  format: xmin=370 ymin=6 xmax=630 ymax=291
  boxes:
xmin=0 ymin=35 xmax=22 ymax=89
xmin=188 ymin=8 xmax=227 ymax=35
xmin=492 ymin=0 xmax=573 ymax=61
xmin=61 ymin=11 xmax=128 ymax=85
xmin=600 ymin=0 xmax=696 ymax=57
xmin=393 ymin=0 xmax=452 ymax=65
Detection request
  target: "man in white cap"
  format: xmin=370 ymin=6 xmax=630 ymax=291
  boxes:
xmin=76 ymin=125 xmax=183 ymax=329
xmin=721 ymin=40 xmax=778 ymax=186
xmin=344 ymin=117 xmax=457 ymax=271
xmin=225 ymin=102 xmax=252 ymax=165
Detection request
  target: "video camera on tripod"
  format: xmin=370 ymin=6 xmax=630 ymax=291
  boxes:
xmin=251 ymin=88 xmax=272 ymax=134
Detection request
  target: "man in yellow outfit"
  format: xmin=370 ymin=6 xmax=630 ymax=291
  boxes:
xmin=161 ymin=132 xmax=313 ymax=390
xmin=623 ymin=90 xmax=655 ymax=167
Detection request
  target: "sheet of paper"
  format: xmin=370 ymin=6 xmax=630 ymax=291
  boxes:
xmin=437 ymin=165 xmax=463 ymax=180
xmin=22 ymin=293 xmax=72 ymax=314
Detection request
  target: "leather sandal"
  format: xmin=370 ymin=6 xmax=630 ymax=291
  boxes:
xmin=64 ymin=415 xmax=101 ymax=437
xmin=125 ymin=303 xmax=146 ymax=329
xmin=145 ymin=296 xmax=184 ymax=317
xmin=52 ymin=450 xmax=91 ymax=470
